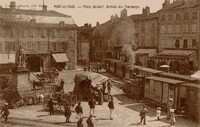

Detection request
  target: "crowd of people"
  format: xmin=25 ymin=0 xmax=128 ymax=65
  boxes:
xmin=83 ymin=62 xmax=104 ymax=73
xmin=0 ymin=68 xmax=177 ymax=127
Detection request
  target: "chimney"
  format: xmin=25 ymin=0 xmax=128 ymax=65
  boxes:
xmin=96 ymin=22 xmax=100 ymax=26
xmin=162 ymin=0 xmax=170 ymax=8
xmin=43 ymin=5 xmax=47 ymax=11
xmin=89 ymin=24 xmax=92 ymax=27
xmin=120 ymin=9 xmax=127 ymax=18
xmin=142 ymin=8 xmax=145 ymax=15
xmin=145 ymin=6 xmax=150 ymax=16
xmin=84 ymin=23 xmax=88 ymax=26
xmin=10 ymin=1 xmax=16 ymax=13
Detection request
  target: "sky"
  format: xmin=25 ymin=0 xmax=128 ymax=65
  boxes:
xmin=0 ymin=0 xmax=165 ymax=26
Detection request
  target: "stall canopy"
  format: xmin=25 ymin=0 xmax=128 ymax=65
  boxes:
xmin=74 ymin=72 xmax=109 ymax=88
xmin=52 ymin=53 xmax=69 ymax=63
xmin=190 ymin=70 xmax=200 ymax=80
xmin=0 ymin=54 xmax=15 ymax=64
xmin=146 ymin=76 xmax=184 ymax=84
xmin=88 ymin=73 xmax=109 ymax=87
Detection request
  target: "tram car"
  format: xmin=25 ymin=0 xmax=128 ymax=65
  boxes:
xmin=104 ymin=58 xmax=200 ymax=122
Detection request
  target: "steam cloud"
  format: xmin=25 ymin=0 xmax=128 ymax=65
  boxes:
xmin=110 ymin=19 xmax=137 ymax=64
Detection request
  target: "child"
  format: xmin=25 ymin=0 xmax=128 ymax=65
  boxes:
xmin=77 ymin=118 xmax=83 ymax=127
xmin=170 ymin=109 xmax=176 ymax=126
xmin=156 ymin=107 xmax=161 ymax=120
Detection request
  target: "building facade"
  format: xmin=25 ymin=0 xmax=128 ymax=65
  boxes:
xmin=151 ymin=0 xmax=200 ymax=74
xmin=77 ymin=23 xmax=92 ymax=65
xmin=0 ymin=2 xmax=77 ymax=72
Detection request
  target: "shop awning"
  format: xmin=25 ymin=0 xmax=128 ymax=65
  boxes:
xmin=52 ymin=53 xmax=69 ymax=63
xmin=146 ymin=76 xmax=184 ymax=84
xmin=135 ymin=48 xmax=156 ymax=57
xmin=190 ymin=70 xmax=200 ymax=80
xmin=159 ymin=50 xmax=194 ymax=57
xmin=181 ymin=83 xmax=200 ymax=89
xmin=0 ymin=54 xmax=15 ymax=64
xmin=140 ymin=67 xmax=163 ymax=74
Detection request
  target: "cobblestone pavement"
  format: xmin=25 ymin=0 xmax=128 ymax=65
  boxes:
xmin=2 ymin=69 xmax=200 ymax=127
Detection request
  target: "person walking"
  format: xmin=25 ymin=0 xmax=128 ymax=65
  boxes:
xmin=102 ymin=82 xmax=106 ymax=94
xmin=0 ymin=103 xmax=9 ymax=122
xmin=48 ymin=98 xmax=54 ymax=115
xmin=139 ymin=104 xmax=148 ymax=125
xmin=167 ymin=97 xmax=173 ymax=119
xmin=170 ymin=109 xmax=176 ymax=126
xmin=156 ymin=107 xmax=161 ymax=120
xmin=75 ymin=102 xmax=83 ymax=120
xmin=84 ymin=66 xmax=87 ymax=72
xmin=98 ymin=89 xmax=103 ymax=105
xmin=77 ymin=118 xmax=84 ymax=127
xmin=86 ymin=115 xmax=94 ymax=127
xmin=60 ymin=79 xmax=64 ymax=90
xmin=64 ymin=103 xmax=71 ymax=123
xmin=39 ymin=93 xmax=44 ymax=104
xmin=107 ymin=80 xmax=112 ymax=95
xmin=108 ymin=97 xmax=114 ymax=120
xmin=88 ymin=97 xmax=96 ymax=117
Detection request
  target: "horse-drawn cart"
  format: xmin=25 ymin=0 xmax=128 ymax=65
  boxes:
xmin=42 ymin=85 xmax=77 ymax=111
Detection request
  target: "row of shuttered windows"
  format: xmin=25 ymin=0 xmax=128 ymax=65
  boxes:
xmin=0 ymin=41 xmax=75 ymax=52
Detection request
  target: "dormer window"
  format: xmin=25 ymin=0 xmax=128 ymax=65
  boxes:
xmin=59 ymin=21 xmax=65 ymax=27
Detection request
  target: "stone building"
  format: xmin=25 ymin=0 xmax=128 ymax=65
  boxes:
xmin=90 ymin=9 xmax=141 ymax=63
xmin=134 ymin=6 xmax=159 ymax=67
xmin=0 ymin=1 xmax=77 ymax=72
xmin=77 ymin=23 xmax=93 ymax=65
xmin=151 ymin=0 xmax=200 ymax=74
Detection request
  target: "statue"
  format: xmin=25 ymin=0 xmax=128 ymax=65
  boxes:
xmin=15 ymin=46 xmax=25 ymax=68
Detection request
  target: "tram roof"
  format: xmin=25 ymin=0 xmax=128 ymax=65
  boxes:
xmin=146 ymin=76 xmax=184 ymax=84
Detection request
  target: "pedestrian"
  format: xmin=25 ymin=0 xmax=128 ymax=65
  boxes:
xmin=60 ymin=79 xmax=64 ymax=90
xmin=77 ymin=118 xmax=84 ymax=127
xmin=139 ymin=104 xmax=148 ymax=125
xmin=107 ymin=80 xmax=112 ymax=95
xmin=75 ymin=102 xmax=83 ymax=120
xmin=88 ymin=64 xmax=91 ymax=72
xmin=102 ymin=82 xmax=106 ymax=94
xmin=98 ymin=89 xmax=103 ymax=105
xmin=64 ymin=103 xmax=71 ymax=123
xmin=108 ymin=96 xmax=114 ymax=120
xmin=170 ymin=109 xmax=176 ymax=126
xmin=167 ymin=97 xmax=173 ymax=119
xmin=84 ymin=66 xmax=87 ymax=72
xmin=86 ymin=114 xmax=94 ymax=127
xmin=48 ymin=97 xmax=54 ymax=115
xmin=39 ymin=93 xmax=44 ymax=104
xmin=88 ymin=97 xmax=96 ymax=117
xmin=106 ymin=63 xmax=109 ymax=72
xmin=0 ymin=103 xmax=9 ymax=122
xmin=156 ymin=107 xmax=161 ymax=120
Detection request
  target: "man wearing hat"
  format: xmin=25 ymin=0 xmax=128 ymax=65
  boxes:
xmin=139 ymin=104 xmax=148 ymax=125
xmin=48 ymin=98 xmax=54 ymax=115
xmin=0 ymin=103 xmax=9 ymax=122
xmin=64 ymin=102 xmax=71 ymax=123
